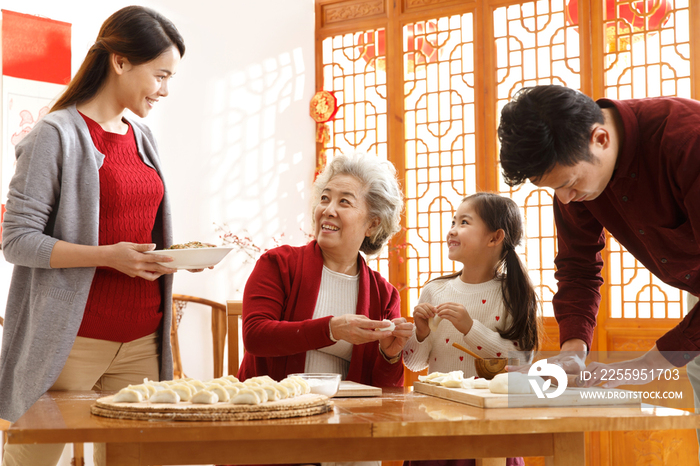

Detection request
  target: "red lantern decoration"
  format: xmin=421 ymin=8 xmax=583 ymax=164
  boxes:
xmin=358 ymin=21 xmax=440 ymax=72
xmin=309 ymin=90 xmax=338 ymax=179
xmin=565 ymin=0 xmax=672 ymax=51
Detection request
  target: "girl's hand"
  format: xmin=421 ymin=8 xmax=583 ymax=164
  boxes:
xmin=413 ymin=303 xmax=436 ymax=342
xmin=378 ymin=317 xmax=413 ymax=359
xmin=436 ymin=302 xmax=473 ymax=335
xmin=330 ymin=314 xmax=393 ymax=345
xmin=105 ymin=242 xmax=177 ymax=280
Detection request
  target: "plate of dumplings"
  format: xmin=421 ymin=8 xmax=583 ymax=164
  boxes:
xmin=91 ymin=375 xmax=333 ymax=421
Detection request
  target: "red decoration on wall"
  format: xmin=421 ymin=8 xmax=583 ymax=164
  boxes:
xmin=358 ymin=21 xmax=440 ymax=72
xmin=2 ymin=10 xmax=71 ymax=84
xmin=565 ymin=0 xmax=671 ymax=51
xmin=309 ymin=90 xmax=338 ymax=179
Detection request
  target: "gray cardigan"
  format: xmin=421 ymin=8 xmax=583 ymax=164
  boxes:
xmin=0 ymin=105 xmax=174 ymax=422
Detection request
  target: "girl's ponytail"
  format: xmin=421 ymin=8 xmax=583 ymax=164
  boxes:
xmin=500 ymin=246 xmax=541 ymax=351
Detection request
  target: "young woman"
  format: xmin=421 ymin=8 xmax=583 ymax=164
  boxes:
xmin=403 ymin=192 xmax=541 ymax=466
xmin=0 ymin=6 xmax=185 ymax=466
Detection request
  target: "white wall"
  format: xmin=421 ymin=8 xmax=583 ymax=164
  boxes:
xmin=0 ymin=2 xmax=315 ymax=462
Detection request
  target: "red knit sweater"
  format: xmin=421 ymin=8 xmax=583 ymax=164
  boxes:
xmin=239 ymin=241 xmax=404 ymax=387
xmin=77 ymin=113 xmax=164 ymax=342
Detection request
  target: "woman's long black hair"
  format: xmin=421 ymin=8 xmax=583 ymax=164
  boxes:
xmin=52 ymin=5 xmax=185 ymax=112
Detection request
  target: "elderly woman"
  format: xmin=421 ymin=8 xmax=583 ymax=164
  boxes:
xmin=239 ymin=153 xmax=411 ymax=387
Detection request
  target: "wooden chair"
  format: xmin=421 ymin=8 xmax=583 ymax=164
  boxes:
xmin=226 ymin=300 xmax=243 ymax=376
xmin=171 ymin=294 xmax=227 ymax=379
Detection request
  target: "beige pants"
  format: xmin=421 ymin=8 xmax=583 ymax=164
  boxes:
xmin=2 ymin=332 xmax=160 ymax=466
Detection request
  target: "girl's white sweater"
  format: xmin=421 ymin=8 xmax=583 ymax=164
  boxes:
xmin=403 ymin=276 xmax=526 ymax=378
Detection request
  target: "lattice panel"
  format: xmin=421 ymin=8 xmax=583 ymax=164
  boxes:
xmin=322 ymin=29 xmax=392 ymax=277
xmin=602 ymin=0 xmax=690 ymax=318
xmin=403 ymin=14 xmax=477 ymax=311
xmin=603 ymin=0 xmax=690 ymax=98
xmin=322 ymin=30 xmax=388 ymax=158
xmin=494 ymin=0 xmax=582 ymax=317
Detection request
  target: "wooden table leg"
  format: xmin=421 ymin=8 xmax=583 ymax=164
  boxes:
xmin=475 ymin=458 xmax=506 ymax=466
xmin=545 ymin=432 xmax=585 ymax=466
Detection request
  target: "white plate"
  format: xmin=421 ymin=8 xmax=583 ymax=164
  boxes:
xmin=144 ymin=246 xmax=233 ymax=269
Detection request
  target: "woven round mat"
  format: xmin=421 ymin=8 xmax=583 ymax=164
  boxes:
xmin=91 ymin=393 xmax=333 ymax=421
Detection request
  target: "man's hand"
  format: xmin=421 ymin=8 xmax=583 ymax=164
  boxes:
xmin=507 ymin=338 xmax=588 ymax=387
xmin=578 ymin=345 xmax=675 ymax=388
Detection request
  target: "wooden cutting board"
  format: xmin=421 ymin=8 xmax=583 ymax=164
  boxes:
xmin=336 ymin=380 xmax=382 ymax=397
xmin=414 ymin=382 xmax=641 ymax=408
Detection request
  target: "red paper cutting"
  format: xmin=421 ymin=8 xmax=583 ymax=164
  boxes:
xmin=2 ymin=9 xmax=71 ymax=84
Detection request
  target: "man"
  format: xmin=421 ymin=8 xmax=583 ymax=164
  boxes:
xmin=497 ymin=85 xmax=700 ymax=436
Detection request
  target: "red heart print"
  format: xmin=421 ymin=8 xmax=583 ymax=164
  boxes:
xmin=459 ymin=356 xmax=464 ymax=361
xmin=446 ymin=338 xmax=450 ymax=344
xmin=513 ymin=342 xmax=518 ymax=346
xmin=410 ymin=349 xmax=414 ymax=353
xmin=482 ymin=299 xmax=486 ymax=304
xmin=434 ymin=358 xmax=437 ymax=361
xmin=495 ymin=316 xmax=500 ymax=321
xmin=497 ymin=353 xmax=501 ymax=357
xmin=477 ymin=346 xmax=482 ymax=350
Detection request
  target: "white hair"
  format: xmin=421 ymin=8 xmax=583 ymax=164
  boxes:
xmin=312 ymin=153 xmax=404 ymax=256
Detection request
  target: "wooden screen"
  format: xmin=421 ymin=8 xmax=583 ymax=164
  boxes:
xmin=316 ymin=1 xmax=699 ymax=462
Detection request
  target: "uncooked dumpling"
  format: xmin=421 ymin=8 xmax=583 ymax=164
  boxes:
xmin=205 ymin=384 xmax=230 ymax=402
xmin=428 ymin=315 xmax=442 ymax=332
xmin=273 ymin=382 xmax=290 ymax=399
xmin=250 ymin=375 xmax=276 ymax=385
xmin=143 ymin=379 xmax=168 ymax=391
xmin=280 ymin=379 xmax=301 ymax=397
xmin=418 ymin=370 xmax=464 ymax=385
xmin=374 ymin=319 xmax=396 ymax=332
xmin=170 ymin=383 xmax=193 ymax=401
xmin=113 ymin=388 xmax=144 ymax=403
xmin=126 ymin=384 xmax=153 ymax=399
xmin=224 ymin=385 xmax=240 ymax=399
xmin=149 ymin=389 xmax=180 ymax=404
xmin=288 ymin=376 xmax=310 ymax=394
xmin=191 ymin=389 xmax=219 ymax=404
xmin=250 ymin=386 xmax=269 ymax=403
xmin=186 ymin=380 xmax=207 ymax=393
xmin=230 ymin=388 xmax=261 ymax=405
xmin=261 ymin=384 xmax=281 ymax=402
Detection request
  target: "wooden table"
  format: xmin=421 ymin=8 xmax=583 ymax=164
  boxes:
xmin=6 ymin=388 xmax=700 ymax=466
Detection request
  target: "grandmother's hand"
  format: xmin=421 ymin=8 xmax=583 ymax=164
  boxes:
xmin=378 ymin=317 xmax=413 ymax=359
xmin=330 ymin=315 xmax=391 ymax=345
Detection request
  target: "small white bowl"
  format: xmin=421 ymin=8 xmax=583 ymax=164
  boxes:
xmin=289 ymin=373 xmax=341 ymax=397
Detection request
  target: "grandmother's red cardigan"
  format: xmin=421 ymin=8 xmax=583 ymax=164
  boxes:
xmin=239 ymin=241 xmax=403 ymax=387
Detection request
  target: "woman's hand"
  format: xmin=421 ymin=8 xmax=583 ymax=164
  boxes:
xmin=104 ymin=242 xmax=177 ymax=280
xmin=378 ymin=317 xmax=413 ymax=359
xmin=329 ymin=314 xmax=392 ymax=345
xmin=413 ymin=303 xmax=436 ymax=342
xmin=435 ymin=302 xmax=473 ymax=335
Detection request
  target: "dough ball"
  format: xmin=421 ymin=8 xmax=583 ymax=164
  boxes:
xmin=488 ymin=372 xmax=534 ymax=394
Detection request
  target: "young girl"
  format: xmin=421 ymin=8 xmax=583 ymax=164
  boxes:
xmin=403 ymin=192 xmax=540 ymax=466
